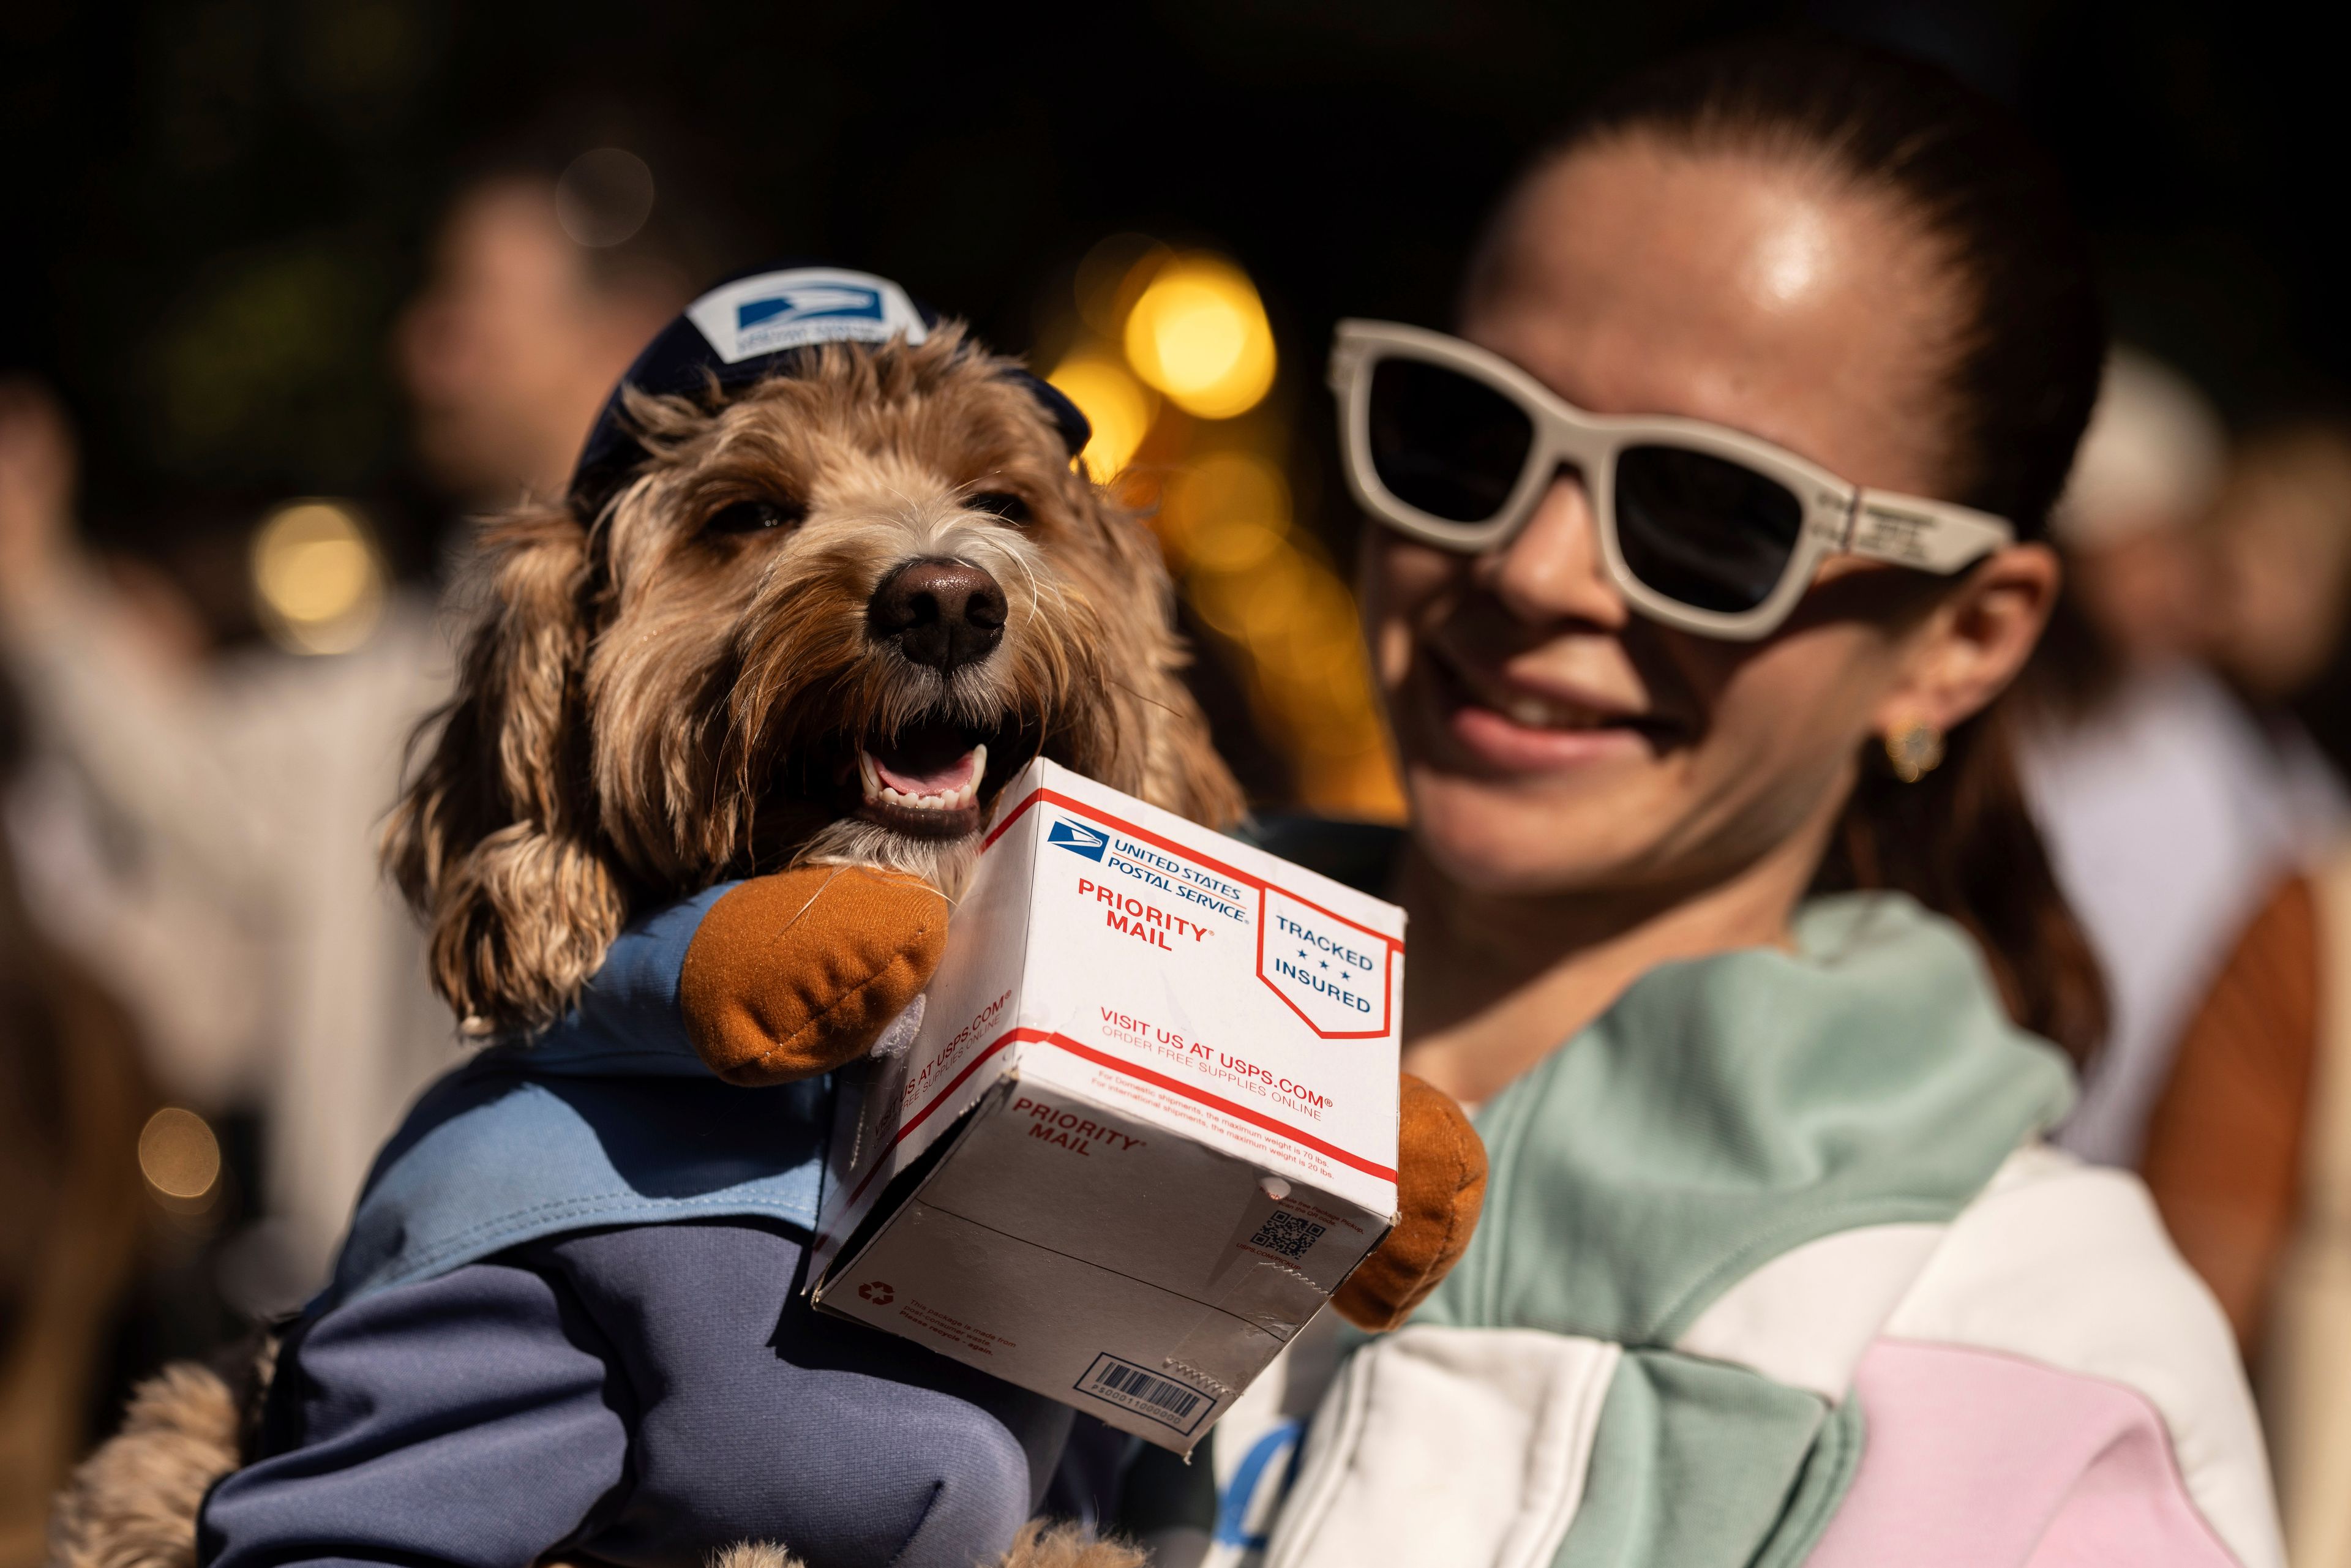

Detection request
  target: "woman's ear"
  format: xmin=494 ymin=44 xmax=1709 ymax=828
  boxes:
xmin=383 ymin=502 xmax=626 ymax=1036
xmin=1875 ymin=541 xmax=2061 ymax=738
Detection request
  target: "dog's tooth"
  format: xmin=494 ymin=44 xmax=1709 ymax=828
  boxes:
xmin=858 ymin=751 xmax=882 ymax=800
xmin=968 ymin=743 xmax=988 ymax=790
xmin=882 ymin=786 xmax=909 ymax=805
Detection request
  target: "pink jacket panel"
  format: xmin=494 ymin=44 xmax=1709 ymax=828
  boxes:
xmin=1807 ymin=1339 xmax=2242 ymax=1567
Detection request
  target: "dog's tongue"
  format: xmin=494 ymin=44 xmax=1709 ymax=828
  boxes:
xmin=872 ymin=747 xmax=980 ymax=797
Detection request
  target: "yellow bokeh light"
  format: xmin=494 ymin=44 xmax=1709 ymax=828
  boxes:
xmin=1048 ymin=354 xmax=1158 ymax=479
xmin=1237 ymin=556 xmax=1311 ymax=643
xmin=1075 ymin=233 xmax=1172 ymax=339
xmin=138 ymin=1106 xmax=222 ymax=1202
xmin=1166 ymin=451 xmax=1289 ymax=569
xmin=1061 ymin=228 xmax=1400 ymax=820
xmin=1123 ymin=255 xmax=1277 ymax=420
xmin=1188 ymin=518 xmax=1284 ymax=576
xmin=251 ymin=499 xmax=387 ymax=655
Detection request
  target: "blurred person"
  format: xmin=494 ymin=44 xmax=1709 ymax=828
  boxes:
xmin=0 ymin=376 xmax=456 ymax=1312
xmin=0 ymin=673 xmax=151 ymax=1566
xmin=2017 ymin=351 xmax=2343 ymax=1170
xmin=2053 ymin=347 xmax=2229 ymax=666
xmin=1243 ymin=35 xmax=2273 ymax=1568
xmin=400 ymin=167 xmax=692 ymax=509
xmin=2132 ymin=423 xmax=2351 ymax=1565
xmin=0 ymin=160 xmax=691 ymax=1305
xmin=2207 ymin=421 xmax=2351 ymax=757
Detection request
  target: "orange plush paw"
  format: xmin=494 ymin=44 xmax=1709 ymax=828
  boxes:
xmin=679 ymin=865 xmax=947 ymax=1086
xmin=1332 ymin=1073 xmax=1488 ymax=1332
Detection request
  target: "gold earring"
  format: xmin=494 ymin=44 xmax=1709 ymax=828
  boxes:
xmin=1885 ymin=721 xmax=1945 ymax=784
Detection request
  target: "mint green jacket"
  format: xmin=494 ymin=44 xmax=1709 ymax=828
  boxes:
xmin=1244 ymin=894 xmax=2279 ymax=1568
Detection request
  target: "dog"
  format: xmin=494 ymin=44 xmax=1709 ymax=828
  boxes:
xmin=388 ymin=310 xmax=1242 ymax=1040
xmin=52 ymin=268 xmax=1480 ymax=1568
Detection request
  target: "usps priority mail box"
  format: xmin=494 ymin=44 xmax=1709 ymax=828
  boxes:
xmin=808 ymin=757 xmax=1404 ymax=1452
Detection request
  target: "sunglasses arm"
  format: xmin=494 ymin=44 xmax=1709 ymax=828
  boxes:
xmin=1847 ymin=491 xmax=2018 ymax=575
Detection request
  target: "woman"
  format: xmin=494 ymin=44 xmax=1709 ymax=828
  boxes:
xmin=1256 ymin=36 xmax=2278 ymax=1568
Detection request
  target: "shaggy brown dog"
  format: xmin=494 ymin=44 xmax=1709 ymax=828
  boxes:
xmin=49 ymin=327 xmax=1237 ymax=1568
xmin=52 ymin=317 xmax=1479 ymax=1566
xmin=386 ymin=324 xmax=1242 ymax=1039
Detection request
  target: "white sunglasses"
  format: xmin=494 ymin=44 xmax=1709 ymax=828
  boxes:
xmin=1329 ymin=320 xmax=2014 ymax=640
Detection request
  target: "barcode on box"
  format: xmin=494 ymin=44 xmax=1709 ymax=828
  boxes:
xmin=1076 ymin=1352 xmax=1213 ymax=1434
xmin=1248 ymin=1210 xmax=1327 ymax=1260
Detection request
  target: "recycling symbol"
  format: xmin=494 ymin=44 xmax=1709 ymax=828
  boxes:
xmin=858 ymin=1280 xmax=896 ymax=1305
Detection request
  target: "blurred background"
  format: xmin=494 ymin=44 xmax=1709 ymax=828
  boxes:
xmin=9 ymin=0 xmax=2351 ymax=1555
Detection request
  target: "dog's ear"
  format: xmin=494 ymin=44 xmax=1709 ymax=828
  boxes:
xmin=1137 ymin=655 xmax=1248 ymax=831
xmin=384 ymin=502 xmax=624 ymax=1035
xmin=1078 ymin=486 xmax=1248 ymax=831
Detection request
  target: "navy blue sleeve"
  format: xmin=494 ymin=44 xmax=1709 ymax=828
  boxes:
xmin=199 ymin=1260 xmax=629 ymax=1568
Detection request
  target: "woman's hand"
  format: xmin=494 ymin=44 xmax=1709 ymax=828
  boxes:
xmin=1333 ymin=1074 xmax=1488 ymax=1332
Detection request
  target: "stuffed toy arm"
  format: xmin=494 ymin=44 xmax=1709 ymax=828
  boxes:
xmin=673 ymin=866 xmax=1487 ymax=1331
xmin=679 ymin=865 xmax=948 ymax=1086
xmin=1333 ymin=1072 xmax=1487 ymax=1332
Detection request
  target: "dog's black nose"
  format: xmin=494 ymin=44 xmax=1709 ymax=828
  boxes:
xmin=869 ymin=557 xmax=1007 ymax=672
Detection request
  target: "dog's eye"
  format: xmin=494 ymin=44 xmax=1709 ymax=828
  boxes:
xmin=705 ymin=497 xmax=806 ymax=535
xmin=969 ymin=492 xmax=1032 ymax=526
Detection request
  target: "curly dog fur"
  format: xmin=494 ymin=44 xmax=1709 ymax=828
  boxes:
xmin=385 ymin=326 xmax=1240 ymax=1037
xmin=54 ymin=327 xmax=1239 ymax=1563
xmin=709 ymin=1522 xmax=1147 ymax=1568
xmin=47 ymin=1365 xmax=239 ymax=1568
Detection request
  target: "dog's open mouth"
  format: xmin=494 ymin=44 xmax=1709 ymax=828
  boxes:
xmin=855 ymin=713 xmax=1022 ymax=839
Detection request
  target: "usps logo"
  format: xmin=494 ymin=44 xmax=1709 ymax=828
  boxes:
xmin=1047 ymin=819 xmax=1109 ymax=861
xmin=738 ymin=284 xmax=881 ymax=332
xmin=1257 ymin=887 xmax=1393 ymax=1038
xmin=684 ymin=268 xmax=929 ymax=364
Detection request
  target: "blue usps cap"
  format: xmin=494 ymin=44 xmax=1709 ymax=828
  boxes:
xmin=568 ymin=263 xmax=1091 ymax=513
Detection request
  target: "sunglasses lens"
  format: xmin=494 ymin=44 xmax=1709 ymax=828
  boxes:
xmin=1614 ymin=445 xmax=1805 ymax=614
xmin=1365 ymin=357 xmax=1535 ymax=524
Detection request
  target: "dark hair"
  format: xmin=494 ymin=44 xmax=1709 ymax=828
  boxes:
xmin=1491 ymin=34 xmax=2110 ymax=1062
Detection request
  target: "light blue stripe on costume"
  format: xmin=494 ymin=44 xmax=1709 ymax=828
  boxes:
xmin=323 ymin=881 xmax=834 ymax=1311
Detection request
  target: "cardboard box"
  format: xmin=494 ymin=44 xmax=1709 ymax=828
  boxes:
xmin=808 ymin=757 xmax=1404 ymax=1452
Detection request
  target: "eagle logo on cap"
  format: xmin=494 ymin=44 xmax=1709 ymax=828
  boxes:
xmin=737 ymin=285 xmax=883 ymax=331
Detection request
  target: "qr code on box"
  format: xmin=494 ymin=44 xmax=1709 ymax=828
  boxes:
xmin=1248 ymin=1210 xmax=1326 ymax=1260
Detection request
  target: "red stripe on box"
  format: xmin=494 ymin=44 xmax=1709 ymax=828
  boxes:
xmin=983 ymin=785 xmax=1404 ymax=951
xmin=1035 ymin=1031 xmax=1396 ymax=1182
xmin=833 ymin=1027 xmax=1021 ymax=1217
xmin=839 ymin=1021 xmax=1396 ymax=1230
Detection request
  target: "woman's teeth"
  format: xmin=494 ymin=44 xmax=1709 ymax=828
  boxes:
xmin=1499 ymin=692 xmax=1610 ymax=730
xmin=858 ymin=743 xmax=986 ymax=812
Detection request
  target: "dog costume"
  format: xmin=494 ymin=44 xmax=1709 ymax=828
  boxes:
xmin=53 ymin=269 xmax=1483 ymax=1568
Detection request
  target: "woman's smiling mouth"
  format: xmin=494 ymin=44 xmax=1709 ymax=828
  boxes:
xmin=1425 ymin=644 xmax=1679 ymax=772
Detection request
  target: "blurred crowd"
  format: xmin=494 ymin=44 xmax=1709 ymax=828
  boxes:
xmin=0 ymin=149 xmax=694 ymax=1556
xmin=10 ymin=143 xmax=2351 ymax=1561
